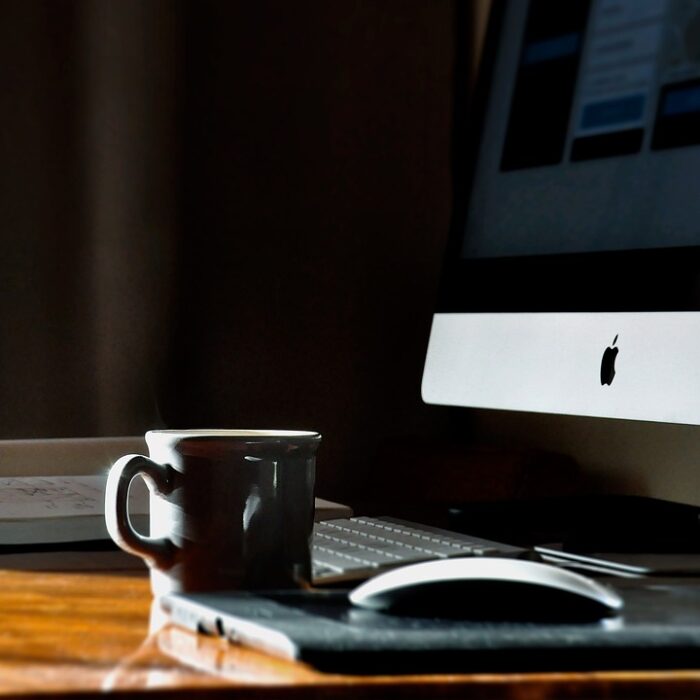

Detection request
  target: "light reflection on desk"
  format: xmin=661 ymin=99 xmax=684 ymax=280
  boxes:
xmin=0 ymin=569 xmax=697 ymax=698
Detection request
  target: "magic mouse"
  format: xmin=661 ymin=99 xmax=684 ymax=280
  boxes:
xmin=348 ymin=558 xmax=623 ymax=621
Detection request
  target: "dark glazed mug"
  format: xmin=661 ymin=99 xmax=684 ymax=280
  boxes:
xmin=105 ymin=429 xmax=320 ymax=596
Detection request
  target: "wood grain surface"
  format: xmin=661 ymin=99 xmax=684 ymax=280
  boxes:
xmin=0 ymin=568 xmax=698 ymax=699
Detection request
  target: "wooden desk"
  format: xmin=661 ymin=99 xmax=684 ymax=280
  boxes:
xmin=0 ymin=569 xmax=699 ymax=699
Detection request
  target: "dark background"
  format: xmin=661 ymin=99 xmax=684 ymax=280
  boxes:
xmin=164 ymin=0 xmax=461 ymax=499
xmin=0 ymin=0 xmax=483 ymax=502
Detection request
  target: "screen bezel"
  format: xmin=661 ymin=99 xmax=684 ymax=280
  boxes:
xmin=438 ymin=0 xmax=700 ymax=315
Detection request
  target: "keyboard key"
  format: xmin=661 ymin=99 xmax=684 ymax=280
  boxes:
xmin=312 ymin=515 xmax=527 ymax=584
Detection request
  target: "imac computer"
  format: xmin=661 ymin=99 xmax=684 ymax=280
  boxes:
xmin=423 ymin=0 xmax=700 ymax=430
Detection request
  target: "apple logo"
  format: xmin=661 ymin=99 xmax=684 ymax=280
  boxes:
xmin=600 ymin=335 xmax=619 ymax=386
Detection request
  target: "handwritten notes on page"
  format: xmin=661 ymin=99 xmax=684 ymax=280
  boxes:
xmin=0 ymin=475 xmax=149 ymax=545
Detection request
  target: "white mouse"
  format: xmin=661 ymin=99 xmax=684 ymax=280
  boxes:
xmin=348 ymin=557 xmax=624 ymax=621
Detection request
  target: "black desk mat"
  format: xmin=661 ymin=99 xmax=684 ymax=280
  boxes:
xmin=164 ymin=579 xmax=700 ymax=674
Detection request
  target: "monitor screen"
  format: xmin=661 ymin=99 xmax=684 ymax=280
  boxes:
xmin=422 ymin=0 xmax=700 ymax=425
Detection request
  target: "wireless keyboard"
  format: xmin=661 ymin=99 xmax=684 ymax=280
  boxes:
xmin=312 ymin=516 xmax=529 ymax=584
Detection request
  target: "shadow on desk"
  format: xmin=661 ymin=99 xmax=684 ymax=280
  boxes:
xmin=357 ymin=442 xmax=583 ymax=529
xmin=0 ymin=548 xmax=147 ymax=573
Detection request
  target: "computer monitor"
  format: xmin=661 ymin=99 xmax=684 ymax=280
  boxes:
xmin=423 ymin=0 xmax=700 ymax=427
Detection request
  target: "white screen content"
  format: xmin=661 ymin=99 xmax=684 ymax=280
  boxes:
xmin=464 ymin=0 xmax=700 ymax=259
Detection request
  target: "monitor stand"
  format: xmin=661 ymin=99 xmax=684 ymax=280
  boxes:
xmin=449 ymin=495 xmax=700 ymax=553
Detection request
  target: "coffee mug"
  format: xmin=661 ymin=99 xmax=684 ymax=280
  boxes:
xmin=105 ymin=429 xmax=320 ymax=595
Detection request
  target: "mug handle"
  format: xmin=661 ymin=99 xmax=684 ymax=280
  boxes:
xmin=105 ymin=454 xmax=177 ymax=570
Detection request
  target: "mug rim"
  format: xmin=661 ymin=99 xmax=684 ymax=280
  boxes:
xmin=147 ymin=429 xmax=320 ymax=439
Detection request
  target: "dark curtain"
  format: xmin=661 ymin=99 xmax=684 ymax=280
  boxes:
xmin=0 ymin=0 xmax=482 ymax=499
xmin=0 ymin=0 xmax=179 ymax=436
